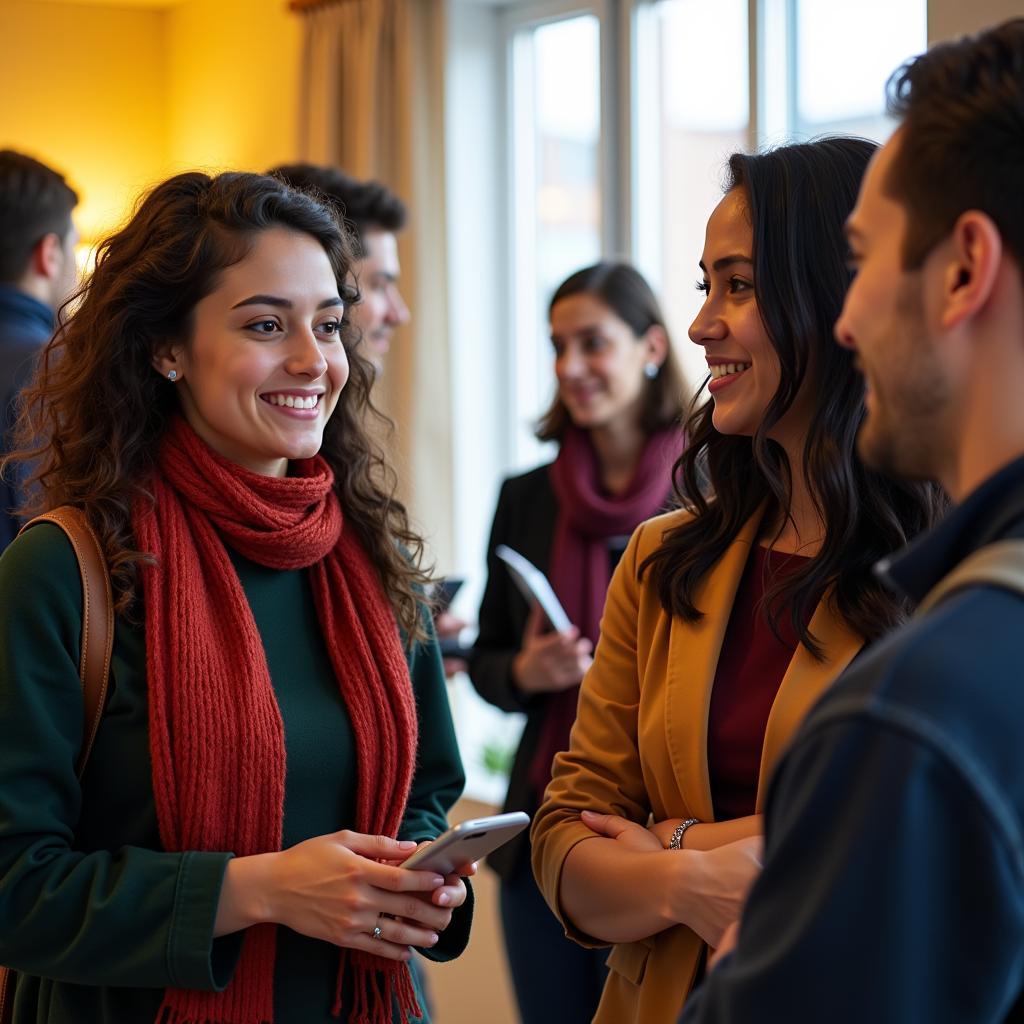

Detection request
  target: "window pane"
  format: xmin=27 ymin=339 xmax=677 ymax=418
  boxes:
xmin=512 ymin=13 xmax=602 ymax=468
xmin=796 ymin=0 xmax=927 ymax=140
xmin=535 ymin=15 xmax=601 ymax=299
xmin=640 ymin=0 xmax=749 ymax=392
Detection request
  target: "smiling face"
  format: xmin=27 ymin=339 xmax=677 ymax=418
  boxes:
xmin=549 ymin=292 xmax=661 ymax=434
xmin=689 ymin=189 xmax=784 ymax=440
xmin=155 ymin=226 xmax=348 ymax=478
xmin=835 ymin=134 xmax=953 ymax=482
xmin=349 ymin=228 xmax=410 ymax=376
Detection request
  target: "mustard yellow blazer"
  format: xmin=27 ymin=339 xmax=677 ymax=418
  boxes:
xmin=531 ymin=507 xmax=863 ymax=1024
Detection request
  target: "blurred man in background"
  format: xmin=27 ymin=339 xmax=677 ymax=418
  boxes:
xmin=269 ymin=163 xmax=467 ymax=672
xmin=269 ymin=163 xmax=409 ymax=376
xmin=0 ymin=150 xmax=78 ymax=551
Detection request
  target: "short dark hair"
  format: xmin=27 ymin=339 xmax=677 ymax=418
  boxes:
xmin=885 ymin=17 xmax=1024 ymax=271
xmin=0 ymin=150 xmax=79 ymax=283
xmin=268 ymin=163 xmax=406 ymax=252
xmin=536 ymin=261 xmax=686 ymax=442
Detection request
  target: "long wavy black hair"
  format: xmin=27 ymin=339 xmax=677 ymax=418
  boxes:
xmin=641 ymin=138 xmax=947 ymax=655
xmin=5 ymin=171 xmax=432 ymax=639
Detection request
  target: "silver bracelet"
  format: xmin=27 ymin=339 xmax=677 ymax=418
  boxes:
xmin=668 ymin=818 xmax=700 ymax=850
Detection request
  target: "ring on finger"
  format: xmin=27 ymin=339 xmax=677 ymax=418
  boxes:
xmin=371 ymin=915 xmax=384 ymax=940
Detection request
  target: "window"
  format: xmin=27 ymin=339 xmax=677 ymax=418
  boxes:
xmin=793 ymin=0 xmax=928 ymax=141
xmin=632 ymin=0 xmax=928 ymax=393
xmin=507 ymin=4 xmax=607 ymax=470
xmin=442 ymin=0 xmax=929 ymax=804
xmin=633 ymin=0 xmax=751 ymax=392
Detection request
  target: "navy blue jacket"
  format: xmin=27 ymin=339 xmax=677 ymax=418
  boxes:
xmin=0 ymin=284 xmax=52 ymax=552
xmin=682 ymin=455 xmax=1024 ymax=1023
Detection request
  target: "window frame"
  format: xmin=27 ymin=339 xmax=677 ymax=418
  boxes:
xmin=500 ymin=0 xmax=618 ymax=470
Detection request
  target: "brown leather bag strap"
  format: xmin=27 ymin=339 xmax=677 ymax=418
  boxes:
xmin=916 ymin=538 xmax=1024 ymax=617
xmin=0 ymin=509 xmax=114 ymax=1024
xmin=19 ymin=506 xmax=115 ymax=776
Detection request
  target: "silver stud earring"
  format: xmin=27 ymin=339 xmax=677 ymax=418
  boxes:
xmin=167 ymin=370 xmax=178 ymax=381
xmin=643 ymin=362 xmax=659 ymax=380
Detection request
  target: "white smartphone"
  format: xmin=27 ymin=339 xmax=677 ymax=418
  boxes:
xmin=402 ymin=812 xmax=531 ymax=875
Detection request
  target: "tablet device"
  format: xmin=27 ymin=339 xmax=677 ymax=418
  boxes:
xmin=402 ymin=812 xmax=531 ymax=875
xmin=495 ymin=545 xmax=572 ymax=632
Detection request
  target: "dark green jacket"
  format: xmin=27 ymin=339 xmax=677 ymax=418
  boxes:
xmin=0 ymin=524 xmax=470 ymax=1022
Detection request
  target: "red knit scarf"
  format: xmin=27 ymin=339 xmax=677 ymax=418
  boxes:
xmin=132 ymin=417 xmax=420 ymax=1024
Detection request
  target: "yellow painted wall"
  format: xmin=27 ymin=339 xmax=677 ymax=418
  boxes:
xmin=0 ymin=0 xmax=170 ymax=246
xmin=0 ymin=0 xmax=303 ymax=245
xmin=165 ymin=0 xmax=302 ymax=176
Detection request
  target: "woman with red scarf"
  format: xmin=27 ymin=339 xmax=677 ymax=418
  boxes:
xmin=0 ymin=172 xmax=470 ymax=1024
xmin=469 ymin=261 xmax=686 ymax=1024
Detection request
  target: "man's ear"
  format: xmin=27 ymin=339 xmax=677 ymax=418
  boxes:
xmin=30 ymin=232 xmax=63 ymax=282
xmin=939 ymin=211 xmax=1003 ymax=331
xmin=642 ymin=324 xmax=670 ymax=368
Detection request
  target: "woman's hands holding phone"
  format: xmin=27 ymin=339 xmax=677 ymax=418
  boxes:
xmin=387 ymin=837 xmax=476 ymax=944
xmin=215 ymin=830 xmax=469 ymax=962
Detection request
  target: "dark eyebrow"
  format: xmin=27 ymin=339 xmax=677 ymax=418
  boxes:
xmin=698 ymin=254 xmax=754 ymax=273
xmin=230 ymin=294 xmax=344 ymax=310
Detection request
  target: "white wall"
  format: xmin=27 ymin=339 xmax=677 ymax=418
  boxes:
xmin=929 ymin=0 xmax=1023 ymax=43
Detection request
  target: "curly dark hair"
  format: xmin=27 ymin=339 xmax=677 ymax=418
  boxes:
xmin=4 ymin=170 xmax=431 ymax=639
xmin=641 ymin=138 xmax=948 ymax=656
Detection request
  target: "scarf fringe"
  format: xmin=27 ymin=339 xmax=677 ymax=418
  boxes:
xmin=334 ymin=954 xmax=423 ymax=1024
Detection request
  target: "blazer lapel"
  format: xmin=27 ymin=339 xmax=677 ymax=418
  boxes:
xmin=754 ymin=597 xmax=863 ymax=810
xmin=664 ymin=513 xmax=763 ymax=823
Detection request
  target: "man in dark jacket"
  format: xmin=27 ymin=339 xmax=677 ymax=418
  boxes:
xmin=0 ymin=150 xmax=78 ymax=551
xmin=682 ymin=18 xmax=1024 ymax=1024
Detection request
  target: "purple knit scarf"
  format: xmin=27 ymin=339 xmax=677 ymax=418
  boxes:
xmin=528 ymin=424 xmax=680 ymax=797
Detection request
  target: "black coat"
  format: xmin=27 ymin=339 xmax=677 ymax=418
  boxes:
xmin=468 ymin=465 xmax=559 ymax=878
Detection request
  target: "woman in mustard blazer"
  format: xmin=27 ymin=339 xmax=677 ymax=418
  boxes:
xmin=531 ymin=138 xmax=947 ymax=1024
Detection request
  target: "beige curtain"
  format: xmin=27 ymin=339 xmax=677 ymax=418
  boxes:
xmin=296 ymin=0 xmax=454 ymax=572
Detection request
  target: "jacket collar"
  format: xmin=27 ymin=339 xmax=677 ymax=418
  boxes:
xmin=0 ymin=283 xmax=54 ymax=339
xmin=877 ymin=454 xmax=1024 ymax=605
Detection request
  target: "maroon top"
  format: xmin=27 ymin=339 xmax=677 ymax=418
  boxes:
xmin=707 ymin=545 xmax=811 ymax=821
